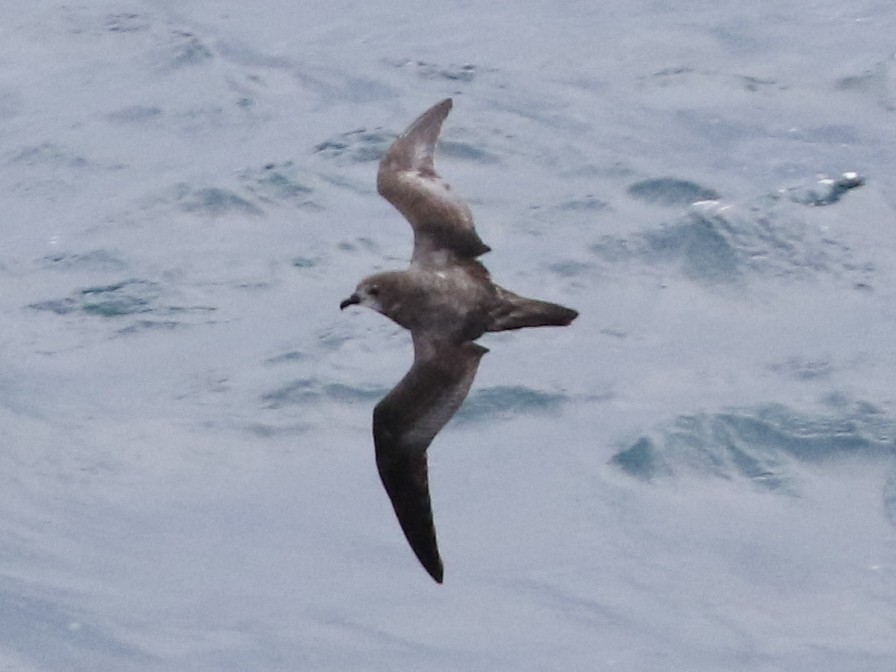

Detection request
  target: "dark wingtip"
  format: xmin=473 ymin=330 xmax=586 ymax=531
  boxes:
xmin=425 ymin=557 xmax=444 ymax=584
xmin=373 ymin=444 xmax=446 ymax=586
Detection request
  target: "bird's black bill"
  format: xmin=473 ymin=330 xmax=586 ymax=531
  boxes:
xmin=340 ymin=294 xmax=360 ymax=310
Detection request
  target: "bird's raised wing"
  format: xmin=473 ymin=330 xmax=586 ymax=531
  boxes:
xmin=372 ymin=337 xmax=488 ymax=583
xmin=377 ymin=99 xmax=491 ymax=266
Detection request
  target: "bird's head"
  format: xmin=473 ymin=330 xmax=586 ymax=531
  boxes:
xmin=340 ymin=272 xmax=402 ymax=316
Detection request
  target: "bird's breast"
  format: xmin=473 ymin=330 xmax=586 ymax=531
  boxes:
xmin=395 ymin=267 xmax=495 ymax=338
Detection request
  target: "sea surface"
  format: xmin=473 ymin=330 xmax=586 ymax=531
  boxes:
xmin=2 ymin=1 xmax=895 ymax=670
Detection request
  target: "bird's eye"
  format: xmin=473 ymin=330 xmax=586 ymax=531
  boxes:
xmin=368 ymin=285 xmax=380 ymax=297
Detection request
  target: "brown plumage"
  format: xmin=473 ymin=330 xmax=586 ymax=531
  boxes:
xmin=341 ymin=99 xmax=577 ymax=583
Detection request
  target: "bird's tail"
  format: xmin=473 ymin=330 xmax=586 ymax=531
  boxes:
xmin=487 ymin=286 xmax=578 ymax=332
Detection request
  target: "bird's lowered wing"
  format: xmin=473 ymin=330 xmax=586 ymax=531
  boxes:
xmin=372 ymin=337 xmax=488 ymax=583
xmin=377 ymin=99 xmax=491 ymax=266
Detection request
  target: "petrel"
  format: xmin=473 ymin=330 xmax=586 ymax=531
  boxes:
xmin=340 ymin=99 xmax=578 ymax=583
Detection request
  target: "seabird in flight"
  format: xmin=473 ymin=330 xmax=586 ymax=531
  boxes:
xmin=341 ymin=98 xmax=578 ymax=583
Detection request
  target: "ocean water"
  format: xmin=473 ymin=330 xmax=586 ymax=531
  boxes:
xmin=1 ymin=1 xmax=895 ymax=670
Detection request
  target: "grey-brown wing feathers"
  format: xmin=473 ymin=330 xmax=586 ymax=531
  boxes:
xmin=377 ymin=98 xmax=491 ymax=264
xmin=372 ymin=339 xmax=488 ymax=583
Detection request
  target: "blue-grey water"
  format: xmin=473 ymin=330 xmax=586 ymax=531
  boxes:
xmin=2 ymin=1 xmax=895 ymax=670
